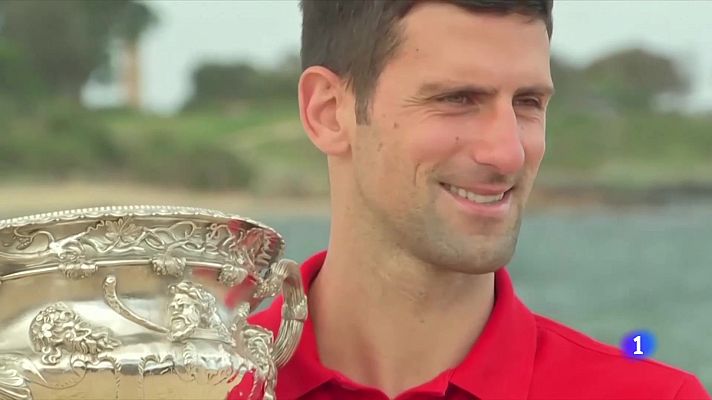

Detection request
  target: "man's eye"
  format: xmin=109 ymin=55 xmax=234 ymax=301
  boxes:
xmin=514 ymin=97 xmax=543 ymax=109
xmin=437 ymin=93 xmax=472 ymax=105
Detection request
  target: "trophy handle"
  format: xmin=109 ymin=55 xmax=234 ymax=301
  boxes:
xmin=270 ymin=259 xmax=307 ymax=367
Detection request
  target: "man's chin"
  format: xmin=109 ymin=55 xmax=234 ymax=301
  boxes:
xmin=446 ymin=259 xmax=512 ymax=275
xmin=427 ymin=230 xmax=519 ymax=274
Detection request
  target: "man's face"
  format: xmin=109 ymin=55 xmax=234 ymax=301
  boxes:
xmin=351 ymin=3 xmax=553 ymax=273
xmin=168 ymin=293 xmax=200 ymax=340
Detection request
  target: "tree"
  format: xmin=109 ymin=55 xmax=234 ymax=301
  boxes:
xmin=0 ymin=0 xmax=157 ymax=103
xmin=0 ymin=38 xmax=45 ymax=109
xmin=583 ymin=48 xmax=690 ymax=110
xmin=185 ymin=53 xmax=301 ymax=111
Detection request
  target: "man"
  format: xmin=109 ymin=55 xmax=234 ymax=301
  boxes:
xmin=230 ymin=1 xmax=710 ymax=399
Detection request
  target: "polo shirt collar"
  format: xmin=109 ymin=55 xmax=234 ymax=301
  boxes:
xmin=450 ymin=262 xmax=538 ymax=399
xmin=251 ymin=250 xmax=538 ymax=400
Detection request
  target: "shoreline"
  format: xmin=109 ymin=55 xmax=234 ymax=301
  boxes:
xmin=528 ymin=182 xmax=712 ymax=209
xmin=0 ymin=181 xmax=331 ymax=219
xmin=2 ymin=181 xmax=711 ymax=219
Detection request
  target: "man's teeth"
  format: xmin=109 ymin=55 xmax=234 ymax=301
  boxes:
xmin=445 ymin=184 xmax=504 ymax=204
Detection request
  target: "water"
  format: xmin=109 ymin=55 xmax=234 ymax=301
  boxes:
xmin=256 ymin=205 xmax=712 ymax=391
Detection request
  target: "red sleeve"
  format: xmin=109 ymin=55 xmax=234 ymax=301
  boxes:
xmin=674 ymin=374 xmax=711 ymax=400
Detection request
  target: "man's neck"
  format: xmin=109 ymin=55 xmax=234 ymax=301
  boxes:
xmin=308 ymin=238 xmax=495 ymax=398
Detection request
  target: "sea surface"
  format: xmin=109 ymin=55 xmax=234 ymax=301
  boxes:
xmin=255 ymin=204 xmax=712 ymax=391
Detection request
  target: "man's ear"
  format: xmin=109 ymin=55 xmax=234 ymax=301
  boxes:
xmin=298 ymin=66 xmax=352 ymax=156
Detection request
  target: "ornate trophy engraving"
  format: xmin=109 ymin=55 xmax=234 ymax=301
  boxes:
xmin=0 ymin=206 xmax=307 ymax=399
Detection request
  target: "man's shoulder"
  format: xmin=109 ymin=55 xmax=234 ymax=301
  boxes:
xmin=530 ymin=314 xmax=709 ymax=399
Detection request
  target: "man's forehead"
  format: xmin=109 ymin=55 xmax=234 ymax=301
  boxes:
xmin=397 ymin=2 xmax=550 ymax=53
xmin=386 ymin=5 xmax=551 ymax=89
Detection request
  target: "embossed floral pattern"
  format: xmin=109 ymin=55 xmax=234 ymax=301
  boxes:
xmin=104 ymin=219 xmax=143 ymax=244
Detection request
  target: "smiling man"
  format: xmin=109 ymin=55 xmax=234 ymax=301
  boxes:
xmin=229 ymin=1 xmax=709 ymax=399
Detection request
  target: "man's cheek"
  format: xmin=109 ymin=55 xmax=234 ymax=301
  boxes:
xmin=524 ymin=132 xmax=546 ymax=166
xmin=408 ymin=140 xmax=458 ymax=174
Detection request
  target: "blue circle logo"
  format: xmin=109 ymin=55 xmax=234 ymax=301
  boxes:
xmin=620 ymin=330 xmax=656 ymax=359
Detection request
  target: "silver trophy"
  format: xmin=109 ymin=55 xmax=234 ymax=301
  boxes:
xmin=0 ymin=206 xmax=307 ymax=400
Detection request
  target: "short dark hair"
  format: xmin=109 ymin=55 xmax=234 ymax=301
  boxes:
xmin=300 ymin=0 xmax=553 ymax=124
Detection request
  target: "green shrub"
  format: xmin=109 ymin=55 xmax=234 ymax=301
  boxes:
xmin=121 ymin=130 xmax=255 ymax=190
xmin=0 ymin=101 xmax=122 ymax=178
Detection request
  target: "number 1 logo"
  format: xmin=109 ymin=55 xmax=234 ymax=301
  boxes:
xmin=633 ymin=335 xmax=643 ymax=355
xmin=621 ymin=330 xmax=656 ymax=359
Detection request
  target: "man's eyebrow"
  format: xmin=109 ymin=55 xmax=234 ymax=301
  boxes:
xmin=515 ymin=85 xmax=556 ymax=97
xmin=414 ymin=82 xmax=555 ymax=98
xmin=414 ymin=82 xmax=498 ymax=98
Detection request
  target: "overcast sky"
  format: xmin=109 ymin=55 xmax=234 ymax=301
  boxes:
xmin=85 ymin=0 xmax=712 ymax=114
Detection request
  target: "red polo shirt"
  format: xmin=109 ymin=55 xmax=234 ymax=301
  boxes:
xmin=229 ymin=251 xmax=709 ymax=400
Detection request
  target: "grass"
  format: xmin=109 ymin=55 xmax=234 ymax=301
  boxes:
xmin=100 ymin=99 xmax=299 ymax=144
xmin=2 ymin=100 xmax=711 ymax=195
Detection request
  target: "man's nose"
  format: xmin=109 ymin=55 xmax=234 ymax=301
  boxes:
xmin=469 ymin=102 xmax=525 ymax=175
